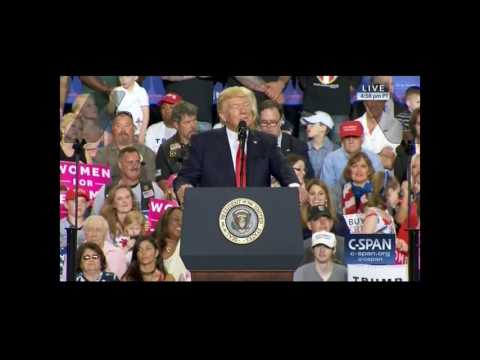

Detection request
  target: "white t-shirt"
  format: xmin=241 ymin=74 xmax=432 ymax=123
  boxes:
xmin=355 ymin=113 xmax=399 ymax=154
xmin=145 ymin=122 xmax=177 ymax=154
xmin=114 ymin=82 xmax=149 ymax=135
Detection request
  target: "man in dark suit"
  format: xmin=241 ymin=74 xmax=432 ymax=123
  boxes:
xmin=174 ymin=86 xmax=300 ymax=203
xmin=258 ymin=99 xmax=314 ymax=179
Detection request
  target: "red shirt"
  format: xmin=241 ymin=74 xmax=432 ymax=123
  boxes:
xmin=395 ymin=202 xmax=418 ymax=265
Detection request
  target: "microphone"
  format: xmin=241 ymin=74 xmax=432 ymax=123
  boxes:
xmin=238 ymin=120 xmax=247 ymax=143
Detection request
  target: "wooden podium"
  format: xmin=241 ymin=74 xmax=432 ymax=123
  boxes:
xmin=181 ymin=188 xmax=304 ymax=281
xmin=191 ymin=271 xmax=293 ymax=281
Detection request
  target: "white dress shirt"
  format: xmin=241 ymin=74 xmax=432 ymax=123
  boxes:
xmin=355 ymin=113 xmax=399 ymax=154
xmin=226 ymin=127 xmax=248 ymax=173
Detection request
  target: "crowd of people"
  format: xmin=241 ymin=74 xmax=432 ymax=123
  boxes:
xmin=59 ymin=75 xmax=421 ymax=282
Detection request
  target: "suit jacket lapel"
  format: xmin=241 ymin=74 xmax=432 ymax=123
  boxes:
xmin=220 ymin=127 xmax=236 ymax=186
xmin=246 ymin=130 xmax=262 ymax=186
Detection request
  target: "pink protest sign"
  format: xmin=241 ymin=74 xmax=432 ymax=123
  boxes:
xmin=59 ymin=161 xmax=112 ymax=219
xmin=148 ymin=199 xmax=179 ymax=233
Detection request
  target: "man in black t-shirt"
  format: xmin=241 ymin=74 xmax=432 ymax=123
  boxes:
xmin=298 ymin=76 xmax=362 ymax=145
xmin=161 ymin=76 xmax=215 ymax=132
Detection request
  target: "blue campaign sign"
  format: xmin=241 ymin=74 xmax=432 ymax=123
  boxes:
xmin=345 ymin=234 xmax=396 ymax=265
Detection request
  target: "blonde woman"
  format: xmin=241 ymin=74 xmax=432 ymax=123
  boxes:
xmin=60 ymin=112 xmax=92 ymax=163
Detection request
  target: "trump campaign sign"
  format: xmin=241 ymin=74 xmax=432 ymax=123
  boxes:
xmin=148 ymin=199 xmax=179 ymax=233
xmin=60 ymin=161 xmax=112 ymax=218
xmin=345 ymin=234 xmax=395 ymax=265
xmin=343 ymin=214 xmax=364 ymax=234
xmin=347 ymin=264 xmax=409 ymax=282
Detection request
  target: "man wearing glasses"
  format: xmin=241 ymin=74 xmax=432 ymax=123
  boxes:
xmin=258 ymin=99 xmax=314 ymax=179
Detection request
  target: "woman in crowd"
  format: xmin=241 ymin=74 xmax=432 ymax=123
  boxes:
xmin=100 ymin=184 xmax=140 ymax=249
xmin=153 ymin=207 xmax=191 ymax=281
xmin=72 ymin=93 xmax=108 ymax=157
xmin=75 ymin=242 xmax=119 ymax=282
xmin=341 ymin=152 xmax=376 ymax=215
xmin=60 ymin=112 xmax=92 ymax=163
xmin=300 ymin=179 xmax=336 ymax=239
xmin=83 ymin=215 xmax=128 ymax=279
xmin=122 ymin=236 xmax=175 ymax=281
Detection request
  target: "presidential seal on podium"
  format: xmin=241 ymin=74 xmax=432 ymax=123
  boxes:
xmin=219 ymin=198 xmax=265 ymax=245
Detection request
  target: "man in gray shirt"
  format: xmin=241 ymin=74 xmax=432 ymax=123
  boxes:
xmin=294 ymin=231 xmax=347 ymax=282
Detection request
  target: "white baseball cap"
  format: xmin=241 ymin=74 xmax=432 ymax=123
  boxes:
xmin=311 ymin=231 xmax=336 ymax=249
xmin=300 ymin=111 xmax=334 ymax=130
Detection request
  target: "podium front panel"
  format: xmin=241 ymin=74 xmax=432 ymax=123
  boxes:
xmin=181 ymin=187 xmax=304 ymax=270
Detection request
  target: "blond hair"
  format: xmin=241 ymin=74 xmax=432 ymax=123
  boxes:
xmin=72 ymin=94 xmax=94 ymax=115
xmin=217 ymin=86 xmax=258 ymax=123
xmin=60 ymin=112 xmax=79 ymax=136
xmin=124 ymin=210 xmax=146 ymax=229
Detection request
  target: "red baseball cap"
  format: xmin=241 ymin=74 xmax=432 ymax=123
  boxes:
xmin=158 ymin=93 xmax=182 ymax=106
xmin=66 ymin=187 xmax=90 ymax=202
xmin=340 ymin=121 xmax=363 ymax=139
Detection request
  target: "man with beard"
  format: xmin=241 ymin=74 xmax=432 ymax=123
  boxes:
xmin=93 ymin=112 xmax=156 ymax=184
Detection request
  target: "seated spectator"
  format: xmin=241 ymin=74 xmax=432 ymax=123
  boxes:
xmin=93 ymin=111 xmax=157 ymax=184
xmin=321 ymin=121 xmax=383 ymax=211
xmin=301 ymin=207 xmax=345 ymax=266
xmin=109 ymin=76 xmax=150 ymax=144
xmin=341 ymin=152 xmax=376 ymax=215
xmin=122 ymin=236 xmax=175 ymax=281
xmin=293 ymin=231 xmax=347 ymax=282
xmin=153 ymin=207 xmax=191 ymax=281
xmin=60 ymin=187 xmax=90 ymax=248
xmin=60 ymin=113 xmax=92 ymax=163
xmin=396 ymin=86 xmax=420 ymax=131
xmin=145 ymin=93 xmax=182 ymax=154
xmin=258 ymin=100 xmax=314 ymax=178
xmin=75 ymin=242 xmax=119 ymax=282
xmin=83 ymin=215 xmax=127 ymax=279
xmin=394 ymin=108 xmax=420 ymax=183
xmin=92 ymin=146 xmax=164 ymax=216
xmin=155 ymin=101 xmax=198 ymax=193
xmin=301 ymin=111 xmax=338 ymax=179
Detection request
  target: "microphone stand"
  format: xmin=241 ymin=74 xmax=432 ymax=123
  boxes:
xmin=238 ymin=128 xmax=247 ymax=188
xmin=406 ymin=139 xmax=420 ymax=281
xmin=65 ymin=138 xmax=86 ymax=281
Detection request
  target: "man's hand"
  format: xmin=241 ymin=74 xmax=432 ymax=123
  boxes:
xmin=265 ymin=80 xmax=286 ymax=103
xmin=176 ymin=184 xmax=193 ymax=204
xmin=299 ymin=186 xmax=309 ymax=206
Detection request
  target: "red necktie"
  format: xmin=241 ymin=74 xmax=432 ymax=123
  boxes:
xmin=235 ymin=143 xmax=246 ymax=188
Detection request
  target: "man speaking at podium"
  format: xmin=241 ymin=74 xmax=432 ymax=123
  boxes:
xmin=174 ymin=86 xmax=300 ymax=204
